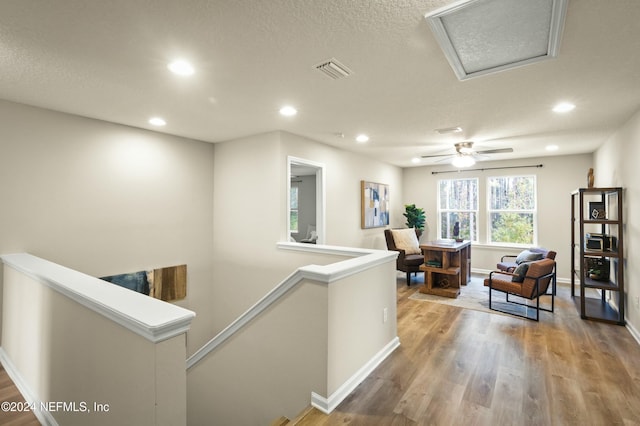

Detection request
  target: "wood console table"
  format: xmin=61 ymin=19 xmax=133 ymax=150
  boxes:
xmin=419 ymin=240 xmax=471 ymax=298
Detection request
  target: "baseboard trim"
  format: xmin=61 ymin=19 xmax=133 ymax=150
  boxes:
xmin=0 ymin=347 xmax=59 ymax=426
xmin=311 ymin=336 xmax=400 ymax=414
xmin=627 ymin=321 xmax=640 ymax=346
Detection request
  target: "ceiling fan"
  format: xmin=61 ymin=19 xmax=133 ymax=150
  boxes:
xmin=421 ymin=141 xmax=513 ymax=167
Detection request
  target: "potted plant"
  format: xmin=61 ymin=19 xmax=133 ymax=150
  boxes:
xmin=587 ymin=258 xmax=609 ymax=281
xmin=403 ymin=204 xmax=426 ymax=236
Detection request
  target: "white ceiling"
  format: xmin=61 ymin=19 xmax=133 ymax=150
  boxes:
xmin=1 ymin=0 xmax=639 ymax=167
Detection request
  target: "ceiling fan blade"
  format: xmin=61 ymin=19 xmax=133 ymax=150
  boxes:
xmin=435 ymin=155 xmax=455 ymax=163
xmin=475 ymin=147 xmax=514 ymax=155
xmin=421 ymin=152 xmax=454 ymax=158
xmin=422 ymin=145 xmax=512 ymax=159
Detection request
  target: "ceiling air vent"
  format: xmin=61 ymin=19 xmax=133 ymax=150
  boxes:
xmin=315 ymin=58 xmax=352 ymax=80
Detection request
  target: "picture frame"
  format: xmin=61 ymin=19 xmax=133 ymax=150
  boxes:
xmin=589 ymin=201 xmax=606 ymax=219
xmin=101 ymin=264 xmax=187 ymax=301
xmin=361 ymin=180 xmax=389 ymax=228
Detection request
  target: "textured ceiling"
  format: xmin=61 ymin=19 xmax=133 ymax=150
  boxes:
xmin=1 ymin=0 xmax=639 ymax=167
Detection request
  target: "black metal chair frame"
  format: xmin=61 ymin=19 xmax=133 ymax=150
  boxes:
xmin=487 ymin=269 xmax=557 ymax=321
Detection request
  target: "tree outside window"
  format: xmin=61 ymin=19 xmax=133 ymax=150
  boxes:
xmin=488 ymin=175 xmax=536 ymax=245
xmin=290 ymin=186 xmax=298 ymax=233
xmin=438 ymin=178 xmax=478 ymax=242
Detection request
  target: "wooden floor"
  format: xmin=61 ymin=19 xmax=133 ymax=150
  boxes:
xmin=0 ymin=365 xmax=40 ymax=426
xmin=298 ymin=274 xmax=640 ymax=425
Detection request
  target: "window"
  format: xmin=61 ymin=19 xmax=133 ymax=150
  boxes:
xmin=438 ymin=178 xmax=478 ymax=242
xmin=488 ymin=175 xmax=536 ymax=245
xmin=290 ymin=186 xmax=298 ymax=233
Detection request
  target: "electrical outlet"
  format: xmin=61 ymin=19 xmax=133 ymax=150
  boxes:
xmin=383 ymin=307 xmax=388 ymax=323
xmin=635 ymin=296 xmax=640 ymax=309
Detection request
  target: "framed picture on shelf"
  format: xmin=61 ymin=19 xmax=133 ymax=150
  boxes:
xmin=361 ymin=180 xmax=389 ymax=228
xmin=589 ymin=201 xmax=606 ymax=219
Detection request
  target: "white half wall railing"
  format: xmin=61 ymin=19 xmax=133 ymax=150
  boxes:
xmin=0 ymin=253 xmax=195 ymax=426
xmin=0 ymin=246 xmax=399 ymax=426
xmin=186 ymin=242 xmax=400 ymax=425
xmin=186 ymin=243 xmax=396 ymax=369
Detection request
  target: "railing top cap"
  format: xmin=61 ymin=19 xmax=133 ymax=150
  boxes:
xmin=1 ymin=253 xmax=195 ymax=343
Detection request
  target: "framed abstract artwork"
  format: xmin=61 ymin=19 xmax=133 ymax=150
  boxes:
xmin=361 ymin=180 xmax=390 ymax=228
xmin=101 ymin=264 xmax=187 ymax=301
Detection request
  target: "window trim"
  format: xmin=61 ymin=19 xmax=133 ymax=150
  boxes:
xmin=437 ymin=177 xmax=479 ymax=243
xmin=486 ymin=174 xmax=538 ymax=247
xmin=289 ymin=185 xmax=299 ymax=233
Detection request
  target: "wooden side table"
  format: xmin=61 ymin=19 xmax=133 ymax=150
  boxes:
xmin=419 ymin=240 xmax=471 ymax=298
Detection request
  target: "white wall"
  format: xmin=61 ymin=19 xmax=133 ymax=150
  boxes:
xmin=0 ymin=101 xmax=403 ymax=424
xmin=594 ymin=108 xmax=640 ymax=337
xmin=0 ymin=99 xmax=215 ymax=354
xmin=188 ymin=248 xmax=398 ymax=424
xmin=188 ymin=278 xmax=329 ymax=426
xmin=0 ymin=99 xmax=403 ymax=355
xmin=279 ymin=132 xmax=404 ymax=249
xmin=210 ymin=131 xmax=403 ymax=331
xmin=403 ymin=154 xmax=593 ymax=281
xmin=327 ymin=261 xmax=397 ymax=395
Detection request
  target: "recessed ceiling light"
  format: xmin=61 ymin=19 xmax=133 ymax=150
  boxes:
xmin=167 ymin=60 xmax=195 ymax=76
xmin=546 ymin=144 xmax=559 ymax=151
xmin=149 ymin=117 xmax=167 ymax=126
xmin=279 ymin=106 xmax=297 ymax=116
xmin=356 ymin=134 xmax=369 ymax=143
xmin=411 ymin=157 xmax=421 ymax=164
xmin=553 ymin=102 xmax=575 ymax=113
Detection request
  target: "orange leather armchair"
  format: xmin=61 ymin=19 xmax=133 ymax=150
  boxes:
xmin=484 ymin=258 xmax=556 ymax=321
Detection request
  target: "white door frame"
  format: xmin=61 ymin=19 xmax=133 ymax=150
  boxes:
xmin=287 ymin=156 xmax=326 ymax=244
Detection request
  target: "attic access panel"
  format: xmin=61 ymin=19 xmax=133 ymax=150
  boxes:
xmin=425 ymin=0 xmax=568 ymax=80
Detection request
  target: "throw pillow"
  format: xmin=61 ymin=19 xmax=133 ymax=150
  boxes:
xmin=515 ymin=249 xmax=544 ymax=265
xmin=391 ymin=228 xmax=421 ymax=255
xmin=512 ymin=262 xmax=530 ymax=282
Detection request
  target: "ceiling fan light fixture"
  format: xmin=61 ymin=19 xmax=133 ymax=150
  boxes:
xmin=459 ymin=147 xmax=474 ymax=154
xmin=455 ymin=141 xmax=475 ymax=154
xmin=451 ymin=155 xmax=476 ymax=168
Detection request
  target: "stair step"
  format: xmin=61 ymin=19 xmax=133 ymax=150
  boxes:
xmin=271 ymin=405 xmax=327 ymax=425
xmin=269 ymin=415 xmax=290 ymax=426
xmin=290 ymin=406 xmax=325 ymax=425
